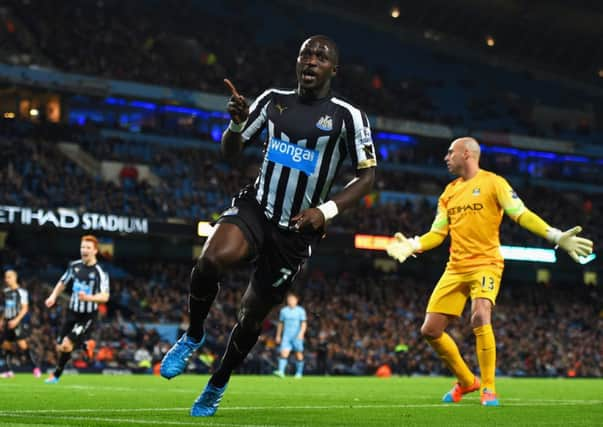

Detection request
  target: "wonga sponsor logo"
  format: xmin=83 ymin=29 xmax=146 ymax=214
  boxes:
xmin=267 ymin=137 xmax=319 ymax=176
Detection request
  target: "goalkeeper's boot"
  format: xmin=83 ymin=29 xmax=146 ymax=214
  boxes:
xmin=160 ymin=333 xmax=204 ymax=379
xmin=44 ymin=374 xmax=59 ymax=384
xmin=442 ymin=377 xmax=480 ymax=403
xmin=190 ymin=382 xmax=228 ymax=417
xmin=481 ymin=388 xmax=499 ymax=406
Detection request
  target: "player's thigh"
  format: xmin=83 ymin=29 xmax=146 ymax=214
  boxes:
xmin=201 ymin=222 xmax=251 ymax=268
xmin=65 ymin=316 xmax=95 ymax=349
xmin=468 ymin=269 xmax=502 ymax=306
xmin=426 ymin=271 xmax=470 ymax=317
xmin=292 ymin=338 xmax=304 ymax=353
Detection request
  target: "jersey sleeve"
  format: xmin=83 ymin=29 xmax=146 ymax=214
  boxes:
xmin=344 ymin=109 xmax=377 ymax=170
xmin=59 ymin=262 xmax=75 ymax=288
xmin=99 ymin=267 xmax=110 ymax=295
xmin=279 ymin=308 xmax=285 ymax=322
xmin=494 ymin=176 xmax=526 ymax=221
xmin=18 ymin=289 xmax=28 ymax=305
xmin=240 ymin=89 xmax=273 ymax=144
xmin=429 ymin=191 xmax=450 ymax=236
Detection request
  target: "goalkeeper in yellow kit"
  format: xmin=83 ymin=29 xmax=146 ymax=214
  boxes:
xmin=386 ymin=137 xmax=593 ymax=406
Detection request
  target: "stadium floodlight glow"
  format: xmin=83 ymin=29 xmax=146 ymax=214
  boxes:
xmin=390 ymin=7 xmax=400 ymax=18
xmin=197 ymin=221 xmax=215 ymax=237
xmin=3 ymin=112 xmax=15 ymax=119
xmin=578 ymin=253 xmax=597 ymax=265
xmin=29 ymin=108 xmax=39 ymax=117
xmin=499 ymin=245 xmax=556 ymax=263
xmin=354 ymin=234 xmax=395 ymax=250
xmin=486 ymin=35 xmax=495 ymax=47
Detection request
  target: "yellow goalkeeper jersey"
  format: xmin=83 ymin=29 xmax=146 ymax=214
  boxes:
xmin=430 ymin=169 xmax=526 ymax=272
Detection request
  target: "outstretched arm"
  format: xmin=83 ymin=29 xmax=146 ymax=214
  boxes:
xmin=387 ymin=193 xmax=449 ymax=263
xmin=515 ymin=209 xmax=593 ymax=262
xmin=495 ymin=177 xmax=593 ymax=262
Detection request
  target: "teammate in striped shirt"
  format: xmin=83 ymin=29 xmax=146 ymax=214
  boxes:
xmin=160 ymin=35 xmax=376 ymax=417
xmin=0 ymin=269 xmax=40 ymax=378
xmin=44 ymin=235 xmax=110 ymax=384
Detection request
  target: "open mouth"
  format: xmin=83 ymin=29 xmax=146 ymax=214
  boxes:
xmin=301 ymin=69 xmax=317 ymax=82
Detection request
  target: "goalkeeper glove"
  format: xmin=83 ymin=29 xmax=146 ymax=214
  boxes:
xmin=386 ymin=233 xmax=421 ymax=263
xmin=546 ymin=226 xmax=593 ymax=263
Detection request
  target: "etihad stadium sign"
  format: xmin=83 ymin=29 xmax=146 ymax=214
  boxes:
xmin=0 ymin=205 xmax=148 ymax=234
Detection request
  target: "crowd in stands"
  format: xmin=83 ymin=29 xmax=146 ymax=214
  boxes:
xmin=4 ymin=0 xmax=601 ymax=141
xmin=1 ymin=246 xmax=601 ymax=378
xmin=2 ymin=119 xmax=601 ymax=253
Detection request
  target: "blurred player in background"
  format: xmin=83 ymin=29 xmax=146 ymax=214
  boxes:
xmin=386 ymin=137 xmax=593 ymax=406
xmin=159 ymin=34 xmax=376 ymax=417
xmin=0 ymin=269 xmax=40 ymax=378
xmin=273 ymin=292 xmax=307 ymax=378
xmin=44 ymin=235 xmax=110 ymax=384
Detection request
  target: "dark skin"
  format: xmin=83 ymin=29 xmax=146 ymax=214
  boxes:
xmin=214 ymin=36 xmax=375 ymax=265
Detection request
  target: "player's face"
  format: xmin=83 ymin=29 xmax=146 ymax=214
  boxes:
xmin=296 ymin=39 xmax=337 ymax=91
xmin=287 ymin=295 xmax=298 ymax=307
xmin=4 ymin=271 xmax=17 ymax=288
xmin=444 ymin=141 xmax=465 ymax=175
xmin=80 ymin=241 xmax=98 ymax=263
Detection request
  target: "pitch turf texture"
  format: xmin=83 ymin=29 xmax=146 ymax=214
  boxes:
xmin=0 ymin=375 xmax=601 ymax=426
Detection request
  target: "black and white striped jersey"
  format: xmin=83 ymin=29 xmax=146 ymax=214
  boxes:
xmin=59 ymin=260 xmax=109 ymax=314
xmin=240 ymin=89 xmax=377 ymax=228
xmin=2 ymin=287 xmax=28 ymax=320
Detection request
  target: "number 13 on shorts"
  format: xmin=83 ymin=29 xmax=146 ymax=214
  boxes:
xmin=471 ymin=270 xmax=502 ymax=303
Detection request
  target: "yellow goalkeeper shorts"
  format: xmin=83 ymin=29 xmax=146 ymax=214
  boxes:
xmin=426 ymin=268 xmax=503 ymax=316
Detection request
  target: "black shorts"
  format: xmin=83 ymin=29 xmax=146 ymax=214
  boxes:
xmin=58 ymin=311 xmax=96 ymax=346
xmin=1 ymin=320 xmax=31 ymax=341
xmin=217 ymin=187 xmax=322 ymax=304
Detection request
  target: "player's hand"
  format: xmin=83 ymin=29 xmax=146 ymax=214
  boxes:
xmin=556 ymin=226 xmax=593 ymax=263
xmin=386 ymin=232 xmax=419 ymax=263
xmin=45 ymin=295 xmax=56 ymax=308
xmin=7 ymin=319 xmax=18 ymax=329
xmin=224 ymin=78 xmax=249 ymax=124
xmin=78 ymin=291 xmax=91 ymax=302
xmin=292 ymin=208 xmax=325 ymax=232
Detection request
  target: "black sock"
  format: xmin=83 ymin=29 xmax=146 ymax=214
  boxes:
xmin=210 ymin=324 xmax=260 ymax=388
xmin=54 ymin=351 xmax=71 ymax=378
xmin=187 ymin=294 xmax=214 ymax=341
xmin=1 ymin=349 xmax=11 ymax=371
xmin=22 ymin=348 xmax=38 ymax=368
xmin=187 ymin=260 xmax=221 ymax=342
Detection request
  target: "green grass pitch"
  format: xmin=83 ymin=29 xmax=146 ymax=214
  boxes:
xmin=0 ymin=374 xmax=601 ymax=426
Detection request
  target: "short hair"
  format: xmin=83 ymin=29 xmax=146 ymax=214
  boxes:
xmin=81 ymin=234 xmax=99 ymax=250
xmin=307 ymin=34 xmax=339 ymax=65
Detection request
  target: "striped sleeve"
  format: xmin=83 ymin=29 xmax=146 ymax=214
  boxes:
xmin=97 ymin=265 xmax=110 ymax=295
xmin=240 ymin=89 xmax=274 ymax=144
xmin=59 ymin=262 xmax=74 ymax=287
xmin=18 ymin=289 xmax=29 ymax=305
xmin=332 ymin=98 xmax=376 ymax=170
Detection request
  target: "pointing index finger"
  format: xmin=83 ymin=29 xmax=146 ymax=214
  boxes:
xmin=224 ymin=78 xmax=241 ymax=98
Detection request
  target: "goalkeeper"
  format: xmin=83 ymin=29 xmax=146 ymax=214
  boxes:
xmin=386 ymin=137 xmax=593 ymax=406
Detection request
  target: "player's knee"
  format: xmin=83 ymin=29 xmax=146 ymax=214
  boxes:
xmin=190 ymin=256 xmax=222 ymax=299
xmin=420 ymin=322 xmax=443 ymax=340
xmin=470 ymin=308 xmax=491 ymax=328
xmin=237 ymin=307 xmax=263 ymax=335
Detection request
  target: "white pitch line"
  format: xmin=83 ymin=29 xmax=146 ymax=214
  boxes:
xmin=0 ymin=399 xmax=601 ymax=416
xmin=0 ymin=413 xmax=278 ymax=427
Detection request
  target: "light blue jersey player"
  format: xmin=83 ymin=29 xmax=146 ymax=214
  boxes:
xmin=274 ymin=293 xmax=307 ymax=378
